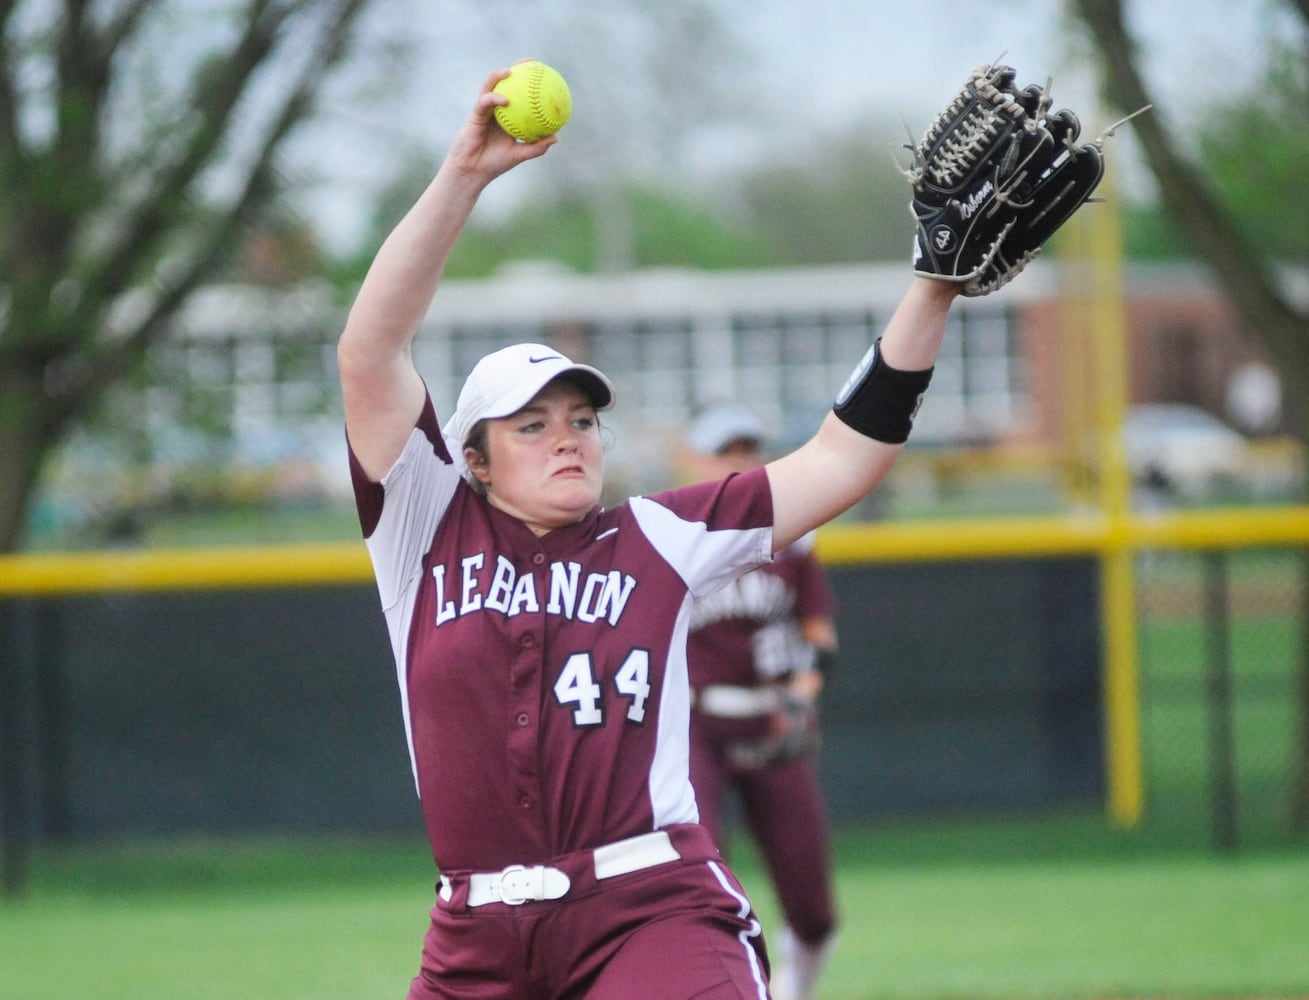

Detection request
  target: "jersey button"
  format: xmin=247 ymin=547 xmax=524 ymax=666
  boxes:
xmin=519 ymin=796 xmax=533 ymax=809
xmin=520 ymin=634 xmax=534 ymax=648
xmin=532 ymin=552 xmax=546 ymax=565
xmin=516 ymin=712 xmax=530 ymax=727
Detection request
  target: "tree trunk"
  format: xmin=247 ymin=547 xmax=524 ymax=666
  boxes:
xmin=0 ymin=365 xmax=58 ymax=553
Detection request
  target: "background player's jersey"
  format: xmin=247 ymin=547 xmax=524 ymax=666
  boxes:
xmin=350 ymin=394 xmax=775 ymax=872
xmin=687 ymin=534 xmax=835 ymax=687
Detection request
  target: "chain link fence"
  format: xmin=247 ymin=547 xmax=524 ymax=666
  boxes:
xmin=1136 ymin=546 xmax=1306 ymax=849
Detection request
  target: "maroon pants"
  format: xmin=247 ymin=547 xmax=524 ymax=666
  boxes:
xmin=406 ymin=824 xmax=771 ymax=999
xmin=689 ymin=712 xmax=837 ymax=946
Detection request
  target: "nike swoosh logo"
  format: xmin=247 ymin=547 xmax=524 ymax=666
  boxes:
xmin=529 ymin=354 xmax=562 ymax=364
xmin=596 ymin=527 xmax=618 ymax=540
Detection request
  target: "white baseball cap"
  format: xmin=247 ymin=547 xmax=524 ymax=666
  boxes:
xmin=442 ymin=342 xmax=615 ymax=452
xmin=687 ymin=402 xmax=768 ymax=456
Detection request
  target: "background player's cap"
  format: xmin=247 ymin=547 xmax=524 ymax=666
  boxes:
xmin=687 ymin=402 xmax=768 ymax=456
xmin=443 ymin=342 xmax=615 ymax=450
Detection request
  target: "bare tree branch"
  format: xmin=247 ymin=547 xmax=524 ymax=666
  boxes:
xmin=46 ymin=1 xmax=105 ymax=247
xmin=100 ymin=0 xmax=157 ymax=59
xmin=0 ymin=3 xmax=26 ymax=177
xmin=70 ymin=1 xmax=299 ymax=314
xmin=0 ymin=0 xmax=387 ymax=551
xmin=1072 ymin=0 xmax=1309 ymax=405
xmin=49 ymin=0 xmax=373 ymax=424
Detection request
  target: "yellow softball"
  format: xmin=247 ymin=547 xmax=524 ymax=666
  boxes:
xmin=492 ymin=60 xmax=572 ymax=142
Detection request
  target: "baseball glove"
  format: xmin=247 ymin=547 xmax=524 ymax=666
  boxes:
xmin=905 ymin=62 xmax=1144 ymax=296
xmin=726 ymin=692 xmax=821 ymax=772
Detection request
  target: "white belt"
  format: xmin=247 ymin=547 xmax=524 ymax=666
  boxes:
xmin=441 ymin=830 xmax=682 ymax=907
xmin=463 ymin=863 xmax=571 ymax=907
xmin=695 ymin=684 xmax=782 ymax=718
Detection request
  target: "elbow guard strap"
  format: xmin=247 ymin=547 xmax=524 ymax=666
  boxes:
xmin=832 ymin=337 xmax=933 ymax=444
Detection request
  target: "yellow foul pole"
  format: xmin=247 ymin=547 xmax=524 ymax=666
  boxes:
xmin=1087 ymin=163 xmax=1144 ymax=827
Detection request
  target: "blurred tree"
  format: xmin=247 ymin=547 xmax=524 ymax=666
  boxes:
xmin=497 ymin=0 xmax=749 ymax=273
xmin=330 ymin=109 xmax=912 ymax=285
xmin=735 ymin=120 xmax=914 ymax=265
xmin=1 ymin=1 xmax=749 ymax=548
xmin=0 ymin=0 xmax=375 ymax=552
xmin=1117 ymin=26 xmax=1309 ymax=263
xmin=1072 ymin=0 xmax=1309 ymax=435
xmin=1070 ymin=0 xmax=1309 ymax=831
xmin=449 ymin=185 xmax=775 ymax=275
xmin=331 ymin=171 xmax=773 ymax=282
xmin=1198 ymin=41 xmax=1309 ymax=264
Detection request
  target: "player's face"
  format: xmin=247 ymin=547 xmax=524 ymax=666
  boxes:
xmin=473 ymin=379 xmax=604 ymax=536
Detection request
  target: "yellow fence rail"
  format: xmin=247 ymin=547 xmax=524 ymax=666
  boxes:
xmin=4 ymin=506 xmax=1307 ymax=597
xmin=815 ymin=507 xmax=1309 ymax=562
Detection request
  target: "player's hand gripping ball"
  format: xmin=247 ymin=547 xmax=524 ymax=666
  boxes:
xmin=492 ymin=60 xmax=572 ymax=142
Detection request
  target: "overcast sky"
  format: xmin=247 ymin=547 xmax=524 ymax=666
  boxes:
xmin=295 ymin=0 xmax=1285 ymax=251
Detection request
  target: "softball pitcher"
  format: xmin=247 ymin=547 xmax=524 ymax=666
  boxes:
xmin=337 ymin=58 xmax=1107 ymax=1000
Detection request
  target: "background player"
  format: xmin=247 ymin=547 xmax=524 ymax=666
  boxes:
xmin=682 ymin=403 xmax=839 ymax=1000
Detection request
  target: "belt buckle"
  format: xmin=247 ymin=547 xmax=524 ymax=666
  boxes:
xmin=494 ymin=864 xmax=531 ymax=905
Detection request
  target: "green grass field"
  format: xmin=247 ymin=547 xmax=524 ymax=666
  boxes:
xmin=4 ymin=818 xmax=1308 ymax=1000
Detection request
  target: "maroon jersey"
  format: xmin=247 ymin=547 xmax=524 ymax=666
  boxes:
xmin=687 ymin=534 xmax=835 ymax=689
xmin=351 ymin=394 xmax=775 ymax=872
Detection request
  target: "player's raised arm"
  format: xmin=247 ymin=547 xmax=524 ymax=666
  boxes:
xmin=767 ymin=61 xmax=1133 ymax=553
xmin=765 ymin=277 xmax=957 ymax=551
xmin=338 ymin=66 xmax=558 ymax=481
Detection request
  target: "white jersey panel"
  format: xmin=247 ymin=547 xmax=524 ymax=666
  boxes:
xmin=629 ymin=494 xmax=774 ymax=599
xmin=649 ymin=598 xmax=699 ymax=828
xmin=366 ymin=428 xmax=462 ymax=789
xmin=628 ymin=489 xmax=772 ymax=828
